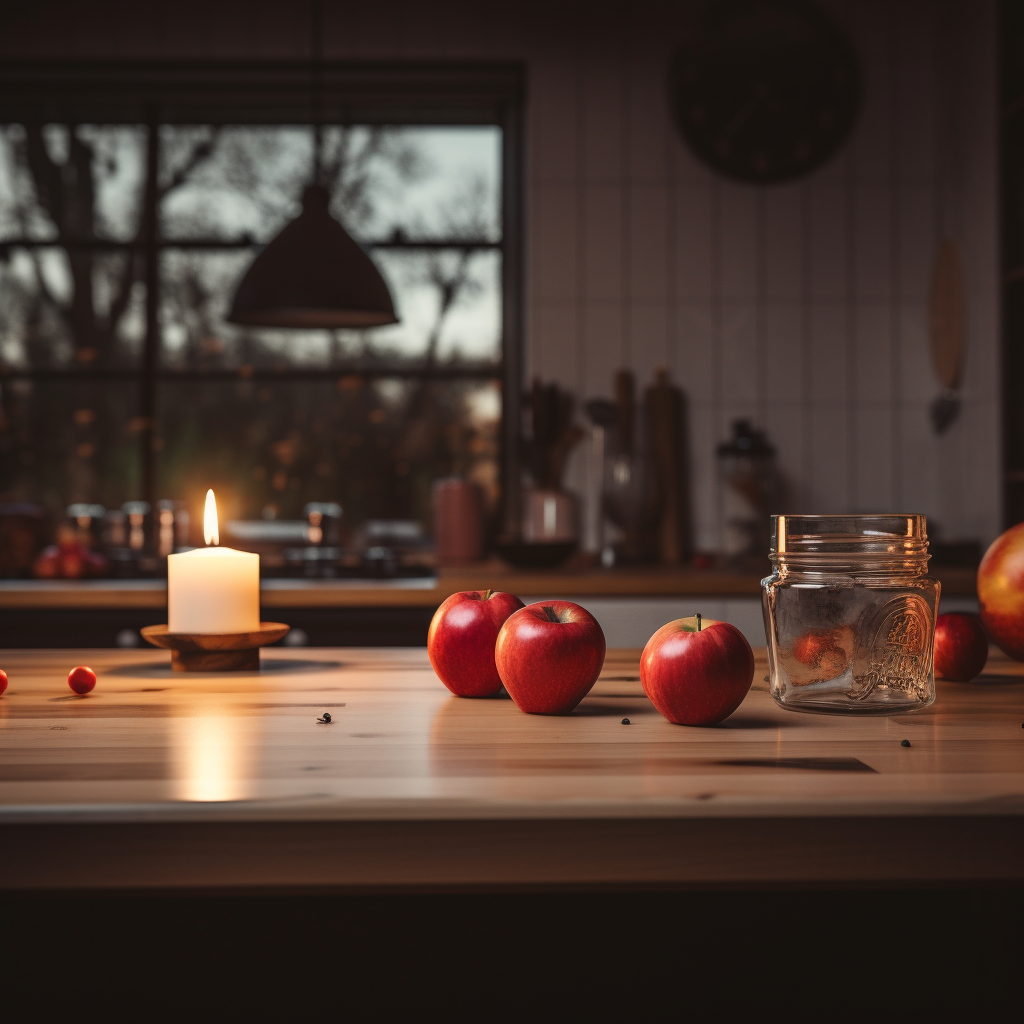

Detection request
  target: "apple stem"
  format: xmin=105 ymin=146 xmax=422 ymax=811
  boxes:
xmin=483 ymin=589 xmax=493 ymax=600
xmin=542 ymin=605 xmax=560 ymax=623
xmin=697 ymin=612 xmax=702 ymax=632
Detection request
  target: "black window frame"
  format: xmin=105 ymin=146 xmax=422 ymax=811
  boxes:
xmin=0 ymin=59 xmax=525 ymax=531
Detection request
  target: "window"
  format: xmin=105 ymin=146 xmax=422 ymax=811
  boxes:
xmin=0 ymin=62 xmax=522 ymax=551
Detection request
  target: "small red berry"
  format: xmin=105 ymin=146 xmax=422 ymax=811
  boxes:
xmin=68 ymin=665 xmax=97 ymax=695
xmin=0 ymin=668 xmax=7 ymax=696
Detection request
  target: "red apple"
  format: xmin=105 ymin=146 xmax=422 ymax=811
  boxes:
xmin=979 ymin=523 xmax=1024 ymax=660
xmin=0 ymin=668 xmax=7 ymax=696
xmin=792 ymin=629 xmax=834 ymax=666
xmin=68 ymin=665 xmax=97 ymax=695
xmin=428 ymin=589 xmax=524 ymax=697
xmin=785 ymin=625 xmax=855 ymax=685
xmin=33 ymin=546 xmax=60 ymax=579
xmin=640 ymin=614 xmax=755 ymax=726
xmin=495 ymin=601 xmax=606 ymax=715
xmin=934 ymin=612 xmax=988 ymax=682
xmin=58 ymin=547 xmax=86 ymax=579
xmin=791 ymin=626 xmax=853 ymax=669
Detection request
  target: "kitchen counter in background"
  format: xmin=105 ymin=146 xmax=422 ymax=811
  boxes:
xmin=0 ymin=563 xmax=980 ymax=649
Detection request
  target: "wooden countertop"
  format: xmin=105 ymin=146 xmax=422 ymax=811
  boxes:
xmin=0 ymin=562 xmax=978 ymax=609
xmin=0 ymin=644 xmax=1020 ymax=890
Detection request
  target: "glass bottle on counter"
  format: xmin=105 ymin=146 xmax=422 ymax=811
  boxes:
xmin=716 ymin=420 xmax=782 ymax=564
xmin=761 ymin=514 xmax=939 ymax=715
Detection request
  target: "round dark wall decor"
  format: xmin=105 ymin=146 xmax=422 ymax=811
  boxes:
xmin=669 ymin=0 xmax=861 ymax=184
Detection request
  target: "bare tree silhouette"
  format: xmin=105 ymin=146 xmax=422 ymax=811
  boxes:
xmin=13 ymin=125 xmax=218 ymax=363
xmin=0 ymin=123 xmax=501 ymax=531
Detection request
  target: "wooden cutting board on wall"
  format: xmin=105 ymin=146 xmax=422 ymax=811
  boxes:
xmin=647 ymin=369 xmax=692 ymax=565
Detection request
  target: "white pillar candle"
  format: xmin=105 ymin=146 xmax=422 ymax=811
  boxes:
xmin=167 ymin=490 xmax=260 ymax=634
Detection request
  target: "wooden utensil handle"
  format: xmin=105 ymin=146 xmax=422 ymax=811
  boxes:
xmin=615 ymin=370 xmax=634 ymax=454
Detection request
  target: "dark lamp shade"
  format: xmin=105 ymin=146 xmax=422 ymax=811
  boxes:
xmin=226 ymin=185 xmax=398 ymax=329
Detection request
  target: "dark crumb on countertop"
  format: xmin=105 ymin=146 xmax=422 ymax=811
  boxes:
xmin=621 ymin=718 xmax=630 ymax=725
xmin=901 ymin=739 xmax=911 ymax=747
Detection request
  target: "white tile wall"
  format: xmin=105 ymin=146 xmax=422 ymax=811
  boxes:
xmin=8 ymin=0 xmax=1000 ymax=549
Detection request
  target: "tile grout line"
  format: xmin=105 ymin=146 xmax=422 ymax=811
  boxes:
xmin=889 ymin=1 xmax=904 ymax=509
xmin=847 ymin=144 xmax=858 ymax=511
xmin=756 ymin=188 xmax=767 ymax=430
xmin=665 ymin=82 xmax=676 ymax=374
xmin=711 ymin=175 xmax=723 ymax=552
xmin=801 ymin=182 xmax=813 ymax=509
xmin=620 ymin=6 xmax=632 ymax=368
xmin=575 ymin=16 xmax=587 ymax=402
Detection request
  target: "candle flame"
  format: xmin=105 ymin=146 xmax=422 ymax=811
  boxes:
xmin=204 ymin=489 xmax=219 ymax=546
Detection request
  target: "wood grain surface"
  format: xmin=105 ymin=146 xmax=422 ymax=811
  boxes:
xmin=1 ymin=646 xmax=1021 ymax=890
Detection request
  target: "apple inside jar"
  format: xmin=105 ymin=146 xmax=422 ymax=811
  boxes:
xmin=781 ymin=625 xmax=856 ymax=687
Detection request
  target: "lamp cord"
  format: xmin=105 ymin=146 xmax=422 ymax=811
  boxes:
xmin=311 ymin=0 xmax=324 ymax=186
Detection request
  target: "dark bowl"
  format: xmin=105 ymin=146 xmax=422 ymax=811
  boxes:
xmin=494 ymin=540 xmax=577 ymax=569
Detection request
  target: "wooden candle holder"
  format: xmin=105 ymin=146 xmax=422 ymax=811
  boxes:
xmin=140 ymin=622 xmax=290 ymax=672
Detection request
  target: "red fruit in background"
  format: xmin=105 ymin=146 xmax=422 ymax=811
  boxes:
xmin=641 ymin=615 xmax=755 ymax=726
xmin=33 ymin=542 xmax=103 ymax=579
xmin=495 ymin=601 xmax=606 ymax=715
xmin=33 ymin=546 xmax=61 ymax=579
xmin=979 ymin=523 xmax=1024 ymax=660
xmin=68 ymin=665 xmax=96 ymax=695
xmin=0 ymin=669 xmax=7 ymax=696
xmin=57 ymin=533 xmax=80 ymax=553
xmin=58 ymin=548 xmax=86 ymax=579
xmin=428 ymin=589 xmax=524 ymax=697
xmin=934 ymin=612 xmax=988 ymax=682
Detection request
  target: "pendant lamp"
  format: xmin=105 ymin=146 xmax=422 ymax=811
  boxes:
xmin=225 ymin=0 xmax=398 ymax=330
xmin=226 ymin=184 xmax=398 ymax=328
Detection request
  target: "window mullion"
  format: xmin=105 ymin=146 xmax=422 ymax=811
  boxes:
xmin=140 ymin=107 xmax=160 ymax=514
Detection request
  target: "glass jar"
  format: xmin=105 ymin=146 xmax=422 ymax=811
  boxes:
xmin=761 ymin=514 xmax=939 ymax=715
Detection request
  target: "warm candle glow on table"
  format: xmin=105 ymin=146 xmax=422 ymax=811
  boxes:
xmin=167 ymin=490 xmax=260 ymax=634
xmin=172 ymin=706 xmax=253 ymax=802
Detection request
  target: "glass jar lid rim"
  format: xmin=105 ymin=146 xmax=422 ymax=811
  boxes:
xmin=771 ymin=513 xmax=929 ymax=556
